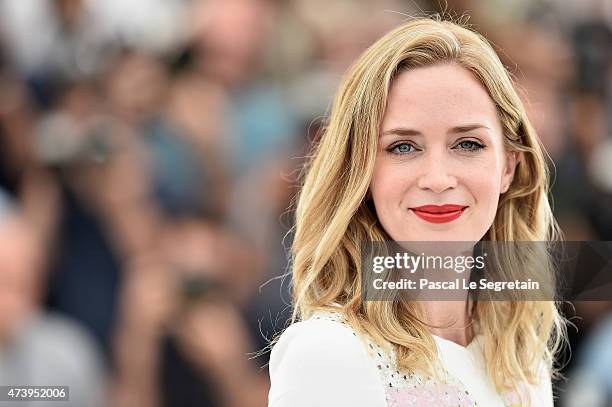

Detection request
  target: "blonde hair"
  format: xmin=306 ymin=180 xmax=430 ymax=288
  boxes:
xmin=289 ymin=16 xmax=567 ymax=400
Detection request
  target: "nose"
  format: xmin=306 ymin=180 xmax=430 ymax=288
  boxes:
xmin=416 ymin=151 xmax=458 ymax=193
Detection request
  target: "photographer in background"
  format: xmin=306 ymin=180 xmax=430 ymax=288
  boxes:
xmin=0 ymin=191 xmax=107 ymax=407
xmin=31 ymin=66 xmax=267 ymax=406
xmin=111 ymin=218 xmax=268 ymax=407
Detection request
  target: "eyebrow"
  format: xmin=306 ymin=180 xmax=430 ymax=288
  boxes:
xmin=381 ymin=124 xmax=492 ymax=137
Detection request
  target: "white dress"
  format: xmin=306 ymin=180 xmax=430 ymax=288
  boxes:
xmin=268 ymin=309 xmax=553 ymax=407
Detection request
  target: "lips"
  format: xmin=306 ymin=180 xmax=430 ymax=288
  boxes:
xmin=410 ymin=204 xmax=468 ymax=224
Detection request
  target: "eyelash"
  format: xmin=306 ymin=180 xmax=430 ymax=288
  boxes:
xmin=387 ymin=139 xmax=486 ymax=155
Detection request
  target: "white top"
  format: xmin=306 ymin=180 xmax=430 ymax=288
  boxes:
xmin=268 ymin=309 xmax=553 ymax=407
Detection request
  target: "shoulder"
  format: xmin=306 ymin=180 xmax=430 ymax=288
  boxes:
xmin=503 ymin=360 xmax=553 ymax=406
xmin=20 ymin=312 xmax=104 ymax=371
xmin=12 ymin=313 xmax=107 ymax=406
xmin=269 ymin=314 xmax=365 ymax=373
xmin=531 ymin=360 xmax=554 ymax=406
xmin=268 ymin=312 xmax=387 ymax=407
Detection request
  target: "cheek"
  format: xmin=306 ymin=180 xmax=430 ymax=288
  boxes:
xmin=370 ymin=162 xmax=415 ymax=208
xmin=454 ymin=143 xmax=503 ymax=183
xmin=464 ymin=163 xmax=504 ymax=228
xmin=470 ymin=177 xmax=501 ymax=210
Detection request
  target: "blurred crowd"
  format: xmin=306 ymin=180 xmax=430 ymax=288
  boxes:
xmin=0 ymin=0 xmax=610 ymax=406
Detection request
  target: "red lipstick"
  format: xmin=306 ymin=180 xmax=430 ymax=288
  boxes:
xmin=410 ymin=204 xmax=467 ymax=224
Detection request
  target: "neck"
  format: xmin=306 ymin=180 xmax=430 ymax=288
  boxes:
xmin=421 ymin=297 xmax=474 ymax=347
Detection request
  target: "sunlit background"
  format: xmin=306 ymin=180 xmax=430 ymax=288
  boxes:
xmin=0 ymin=0 xmax=610 ymax=406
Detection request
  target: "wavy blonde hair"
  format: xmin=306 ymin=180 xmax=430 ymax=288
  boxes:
xmin=289 ymin=16 xmax=567 ymax=400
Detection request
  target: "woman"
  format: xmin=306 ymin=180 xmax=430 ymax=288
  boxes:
xmin=268 ymin=17 xmax=566 ymax=406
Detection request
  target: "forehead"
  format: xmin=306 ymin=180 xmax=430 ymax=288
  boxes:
xmin=382 ymin=63 xmax=501 ymax=132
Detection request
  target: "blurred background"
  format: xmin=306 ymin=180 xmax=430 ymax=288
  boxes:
xmin=0 ymin=0 xmax=610 ymax=406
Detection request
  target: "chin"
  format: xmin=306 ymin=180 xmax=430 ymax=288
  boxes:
xmin=415 ymin=232 xmax=463 ymax=242
xmin=394 ymin=225 xmax=486 ymax=243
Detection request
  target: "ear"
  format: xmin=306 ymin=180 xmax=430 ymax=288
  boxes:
xmin=500 ymin=151 xmax=520 ymax=194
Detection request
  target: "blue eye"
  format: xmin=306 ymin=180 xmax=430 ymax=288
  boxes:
xmin=454 ymin=140 xmax=485 ymax=151
xmin=389 ymin=143 xmax=416 ymax=155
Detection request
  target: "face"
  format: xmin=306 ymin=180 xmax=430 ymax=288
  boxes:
xmin=370 ymin=62 xmax=518 ymax=243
